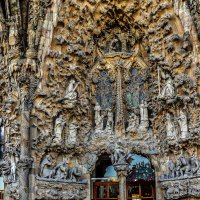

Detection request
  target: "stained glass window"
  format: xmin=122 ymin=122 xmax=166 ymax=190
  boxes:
xmin=126 ymin=68 xmax=145 ymax=110
xmin=96 ymin=71 xmax=112 ymax=110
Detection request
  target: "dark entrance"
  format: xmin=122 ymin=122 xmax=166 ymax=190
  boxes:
xmin=92 ymin=154 xmax=155 ymax=200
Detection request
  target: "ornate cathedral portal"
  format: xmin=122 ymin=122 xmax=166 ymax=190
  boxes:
xmin=0 ymin=0 xmax=200 ymax=200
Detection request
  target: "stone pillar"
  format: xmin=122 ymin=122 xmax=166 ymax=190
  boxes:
xmin=114 ymin=163 xmax=128 ymax=200
xmin=18 ymin=159 xmax=32 ymax=200
xmin=29 ymin=115 xmax=37 ymax=200
xmin=18 ymin=103 xmax=33 ymax=200
xmin=115 ymin=61 xmax=125 ymax=137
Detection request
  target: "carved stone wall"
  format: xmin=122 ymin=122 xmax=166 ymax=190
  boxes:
xmin=0 ymin=0 xmax=200 ymax=200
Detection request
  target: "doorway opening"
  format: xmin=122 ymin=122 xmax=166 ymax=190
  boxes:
xmin=91 ymin=153 xmax=155 ymax=200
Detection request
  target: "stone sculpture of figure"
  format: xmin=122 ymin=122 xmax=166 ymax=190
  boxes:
xmin=178 ymin=110 xmax=189 ymax=139
xmin=190 ymin=156 xmax=200 ymax=176
xmin=68 ymin=121 xmax=79 ymax=145
xmin=126 ymin=112 xmax=139 ymax=133
xmin=68 ymin=167 xmax=82 ymax=182
xmin=9 ymin=23 xmax=18 ymax=50
xmin=10 ymin=155 xmax=16 ymax=182
xmin=175 ymin=156 xmax=191 ymax=177
xmin=105 ymin=109 xmax=113 ymax=132
xmin=110 ymin=37 xmax=121 ymax=53
xmin=94 ymin=102 xmax=103 ymax=131
xmin=111 ymin=144 xmax=127 ymax=165
xmin=168 ymin=160 xmax=175 ymax=178
xmin=54 ymin=161 xmax=68 ymax=180
xmin=160 ymin=75 xmax=175 ymax=99
xmin=138 ymin=101 xmax=149 ymax=132
xmin=0 ymin=159 xmax=11 ymax=183
xmin=64 ymin=79 xmax=79 ymax=103
xmin=40 ymin=155 xmax=54 ymax=178
xmin=166 ymin=113 xmax=177 ymax=139
xmin=52 ymin=115 xmax=65 ymax=146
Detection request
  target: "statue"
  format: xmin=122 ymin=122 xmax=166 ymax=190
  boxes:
xmin=168 ymin=160 xmax=175 ymax=178
xmin=166 ymin=113 xmax=177 ymax=139
xmin=54 ymin=161 xmax=68 ymax=180
xmin=109 ymin=37 xmax=122 ymax=53
xmin=52 ymin=116 xmax=65 ymax=146
xmin=40 ymin=155 xmax=55 ymax=178
xmin=0 ymin=159 xmax=11 ymax=183
xmin=94 ymin=102 xmax=103 ymax=131
xmin=138 ymin=101 xmax=149 ymax=132
xmin=111 ymin=143 xmax=128 ymax=165
xmin=190 ymin=156 xmax=200 ymax=176
xmin=105 ymin=109 xmax=113 ymax=132
xmin=10 ymin=155 xmax=16 ymax=182
xmin=67 ymin=121 xmax=79 ymax=145
xmin=159 ymin=75 xmax=175 ymax=99
xmin=64 ymin=79 xmax=79 ymax=103
xmin=177 ymin=110 xmax=189 ymax=139
xmin=8 ymin=22 xmax=18 ymax=50
xmin=126 ymin=112 xmax=139 ymax=133
xmin=175 ymin=156 xmax=191 ymax=177
xmin=68 ymin=167 xmax=82 ymax=182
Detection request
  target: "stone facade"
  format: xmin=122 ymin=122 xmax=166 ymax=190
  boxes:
xmin=0 ymin=0 xmax=200 ymax=199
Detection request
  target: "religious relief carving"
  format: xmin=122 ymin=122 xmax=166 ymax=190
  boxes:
xmin=1 ymin=0 xmax=200 ymax=200
xmin=0 ymin=159 xmax=15 ymax=183
xmin=126 ymin=112 xmax=139 ymax=133
xmin=97 ymin=29 xmax=135 ymax=57
xmin=159 ymin=155 xmax=200 ymax=181
xmin=110 ymin=143 xmax=130 ymax=173
xmin=166 ymin=113 xmax=177 ymax=139
xmin=164 ymin=110 xmax=190 ymax=140
xmin=40 ymin=155 xmax=55 ymax=179
xmin=52 ymin=115 xmax=65 ymax=146
xmin=36 ymin=183 xmax=87 ymax=200
xmin=138 ymin=101 xmax=149 ymax=133
xmin=67 ymin=120 xmax=79 ymax=146
xmin=177 ymin=110 xmax=189 ymax=139
xmin=62 ymin=79 xmax=79 ymax=108
xmin=158 ymin=70 xmax=176 ymax=102
xmin=38 ymin=155 xmax=86 ymax=183
xmin=161 ymin=179 xmax=200 ymax=200
xmin=105 ymin=108 xmax=114 ymax=132
xmin=0 ymin=153 xmax=19 ymax=183
xmin=94 ymin=102 xmax=104 ymax=132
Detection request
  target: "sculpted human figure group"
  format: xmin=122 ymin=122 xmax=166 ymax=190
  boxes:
xmin=52 ymin=115 xmax=79 ymax=146
xmin=166 ymin=111 xmax=189 ymax=140
xmin=39 ymin=155 xmax=83 ymax=182
xmin=164 ymin=155 xmax=200 ymax=180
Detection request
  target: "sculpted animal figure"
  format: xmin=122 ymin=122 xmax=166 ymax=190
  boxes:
xmin=40 ymin=155 xmax=55 ymax=178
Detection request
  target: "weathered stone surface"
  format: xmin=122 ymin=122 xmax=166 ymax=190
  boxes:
xmin=0 ymin=0 xmax=199 ymax=199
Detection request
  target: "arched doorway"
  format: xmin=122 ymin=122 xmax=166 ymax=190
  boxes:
xmin=91 ymin=154 xmax=155 ymax=200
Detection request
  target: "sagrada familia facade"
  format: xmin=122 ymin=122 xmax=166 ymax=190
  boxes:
xmin=0 ymin=0 xmax=200 ymax=199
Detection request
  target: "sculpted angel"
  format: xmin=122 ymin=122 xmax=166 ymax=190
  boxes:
xmin=64 ymin=79 xmax=79 ymax=103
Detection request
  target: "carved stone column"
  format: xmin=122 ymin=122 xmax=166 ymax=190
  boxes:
xmin=115 ymin=61 xmax=125 ymax=137
xmin=18 ymin=72 xmax=38 ymax=200
xmin=114 ymin=163 xmax=128 ymax=200
xmin=17 ymin=157 xmax=33 ymax=200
